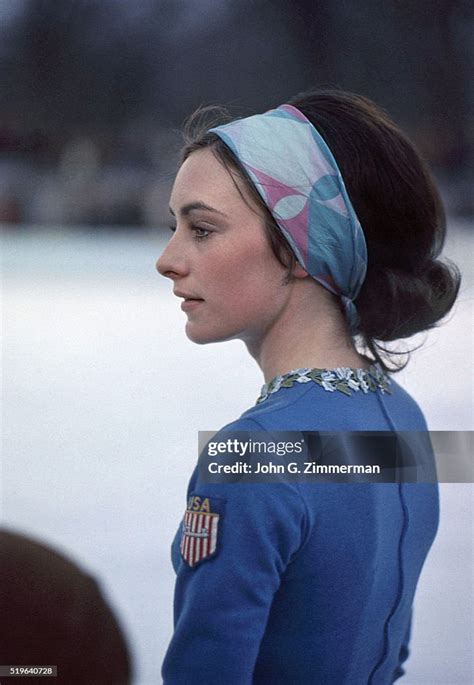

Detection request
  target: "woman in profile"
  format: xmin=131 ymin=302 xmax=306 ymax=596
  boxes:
xmin=156 ymin=88 xmax=460 ymax=684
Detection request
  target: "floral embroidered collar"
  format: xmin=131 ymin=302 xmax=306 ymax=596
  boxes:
xmin=256 ymin=363 xmax=391 ymax=404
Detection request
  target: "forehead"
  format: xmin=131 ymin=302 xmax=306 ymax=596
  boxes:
xmin=169 ymin=148 xmax=256 ymax=215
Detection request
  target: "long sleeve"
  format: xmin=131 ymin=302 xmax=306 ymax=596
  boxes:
xmin=162 ymin=422 xmax=307 ymax=683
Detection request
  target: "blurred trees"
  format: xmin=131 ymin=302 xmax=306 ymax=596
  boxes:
xmin=1 ymin=0 xmax=472 ymax=163
xmin=0 ymin=0 xmax=472 ymax=223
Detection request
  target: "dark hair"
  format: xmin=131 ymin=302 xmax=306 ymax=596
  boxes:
xmin=0 ymin=529 xmax=132 ymax=684
xmin=179 ymin=89 xmax=461 ymax=371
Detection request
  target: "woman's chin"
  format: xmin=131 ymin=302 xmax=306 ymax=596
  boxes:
xmin=185 ymin=323 xmax=233 ymax=345
xmin=185 ymin=323 xmax=216 ymax=345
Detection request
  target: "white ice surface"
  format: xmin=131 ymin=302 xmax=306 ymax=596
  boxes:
xmin=1 ymin=223 xmax=472 ymax=684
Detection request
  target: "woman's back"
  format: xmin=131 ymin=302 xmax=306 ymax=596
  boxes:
xmin=254 ymin=479 xmax=438 ymax=684
xmin=165 ymin=372 xmax=439 ymax=683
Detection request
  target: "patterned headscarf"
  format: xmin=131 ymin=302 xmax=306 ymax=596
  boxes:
xmin=209 ymin=104 xmax=367 ymax=333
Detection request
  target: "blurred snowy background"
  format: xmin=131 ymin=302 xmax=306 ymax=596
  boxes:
xmin=2 ymin=220 xmax=472 ymax=684
xmin=1 ymin=1 xmax=473 ymax=682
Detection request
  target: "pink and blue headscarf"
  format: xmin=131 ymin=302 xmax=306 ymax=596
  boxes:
xmin=209 ymin=104 xmax=367 ymax=333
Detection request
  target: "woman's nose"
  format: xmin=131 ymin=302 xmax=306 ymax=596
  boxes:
xmin=156 ymin=234 xmax=189 ymax=280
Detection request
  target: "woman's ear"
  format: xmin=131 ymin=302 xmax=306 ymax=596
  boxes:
xmin=293 ymin=262 xmax=309 ymax=279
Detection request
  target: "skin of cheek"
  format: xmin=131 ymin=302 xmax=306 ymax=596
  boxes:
xmin=184 ymin=233 xmax=290 ymax=345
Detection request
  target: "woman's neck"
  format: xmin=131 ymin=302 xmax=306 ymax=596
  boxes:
xmin=245 ymin=279 xmax=370 ymax=383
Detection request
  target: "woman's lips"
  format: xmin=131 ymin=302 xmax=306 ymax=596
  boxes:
xmin=181 ymin=298 xmax=204 ymax=312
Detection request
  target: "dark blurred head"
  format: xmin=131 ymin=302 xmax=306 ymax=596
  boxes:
xmin=0 ymin=529 xmax=132 ymax=685
xmin=179 ymin=87 xmax=461 ymax=370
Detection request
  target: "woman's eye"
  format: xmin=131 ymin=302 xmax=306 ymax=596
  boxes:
xmin=192 ymin=226 xmax=211 ymax=241
xmin=166 ymin=224 xmax=211 ymax=241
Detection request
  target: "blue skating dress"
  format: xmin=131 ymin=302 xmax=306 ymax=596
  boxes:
xmin=162 ymin=365 xmax=439 ymax=684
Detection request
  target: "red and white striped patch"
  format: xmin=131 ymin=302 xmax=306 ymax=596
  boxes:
xmin=180 ymin=509 xmax=220 ymax=568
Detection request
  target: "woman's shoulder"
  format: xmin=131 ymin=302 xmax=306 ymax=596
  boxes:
xmin=380 ymin=377 xmax=429 ymax=430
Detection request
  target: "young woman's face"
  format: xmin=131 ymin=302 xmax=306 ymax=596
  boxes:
xmin=156 ymin=148 xmax=292 ymax=346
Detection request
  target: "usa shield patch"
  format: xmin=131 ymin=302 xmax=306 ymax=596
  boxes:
xmin=180 ymin=496 xmax=221 ymax=568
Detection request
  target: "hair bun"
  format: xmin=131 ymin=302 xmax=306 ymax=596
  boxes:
xmin=356 ymin=260 xmax=461 ymax=342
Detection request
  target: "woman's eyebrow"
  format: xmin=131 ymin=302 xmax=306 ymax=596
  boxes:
xmin=168 ymin=201 xmax=229 ymax=218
